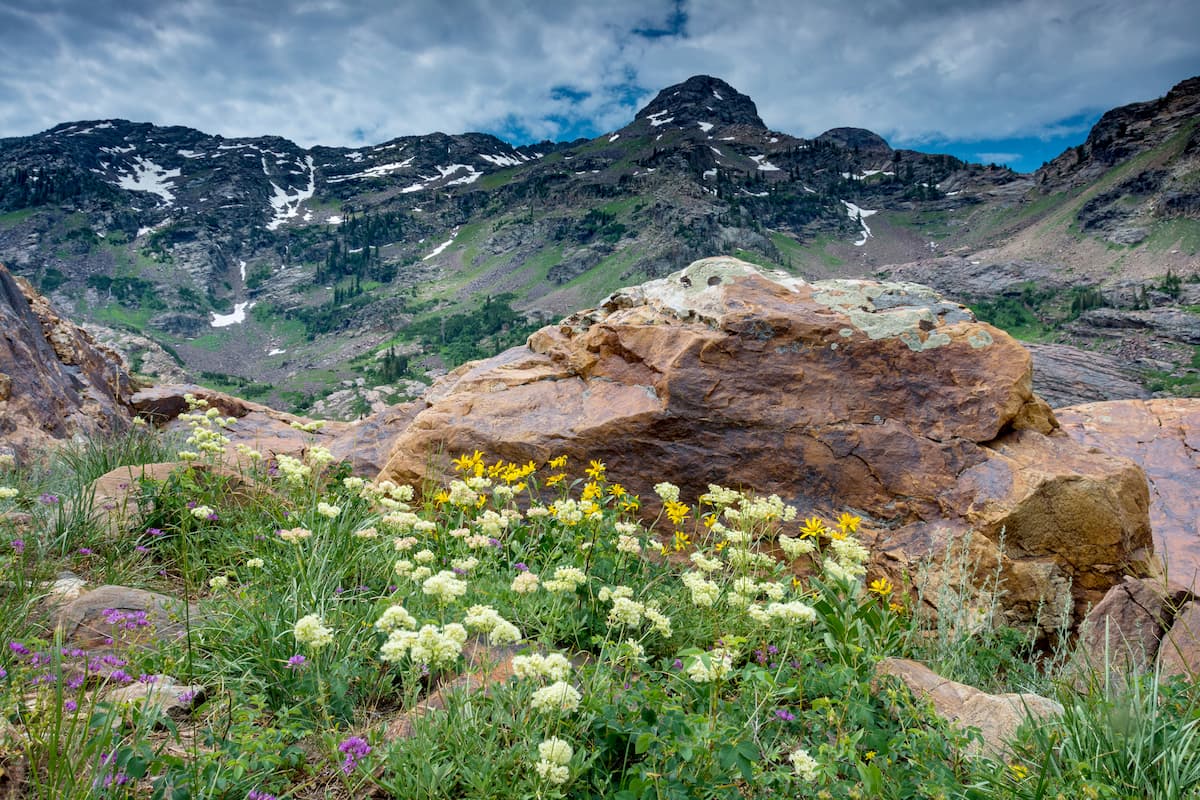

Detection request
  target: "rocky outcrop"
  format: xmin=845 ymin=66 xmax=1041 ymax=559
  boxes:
xmin=1073 ymin=577 xmax=1199 ymax=683
xmin=1025 ymin=343 xmax=1151 ymax=409
xmin=380 ymin=257 xmax=1153 ymax=626
xmin=875 ymin=657 xmax=1062 ymax=759
xmin=1056 ymin=399 xmax=1200 ymax=590
xmin=0 ymin=261 xmax=133 ymax=462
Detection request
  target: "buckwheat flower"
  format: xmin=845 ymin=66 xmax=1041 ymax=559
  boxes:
xmin=543 ymin=566 xmax=587 ymax=593
xmin=536 ymin=759 xmax=570 ymax=785
xmin=422 ymin=571 xmax=467 ymax=605
xmin=654 ymin=482 xmax=680 ymax=503
xmin=512 ymin=652 xmax=573 ymax=681
xmin=530 ymin=681 xmax=581 ymax=713
xmin=246 ymin=557 xmax=265 ymax=569
xmin=761 ymin=581 xmax=786 ymax=601
xmin=686 ymin=648 xmax=734 ymax=683
xmin=538 ymin=737 xmax=573 ymax=766
xmin=511 ymin=571 xmax=540 ymax=594
xmin=188 ymin=504 xmax=214 ymax=520
xmin=689 ymin=551 xmax=722 ymax=572
xmin=450 ymin=556 xmax=479 ymax=574
xmin=681 ymin=571 xmax=720 ymax=607
xmin=606 ymin=596 xmax=645 ymax=628
xmin=598 ymin=585 xmax=634 ymax=602
xmin=342 ymin=477 xmax=365 ymax=492
xmin=615 ymin=534 xmax=642 ymax=554
xmin=316 ymin=501 xmax=341 ymax=519
xmin=722 ymin=529 xmax=751 ymax=545
xmin=699 ymin=484 xmax=741 ymax=507
xmin=413 ymin=548 xmax=435 ymax=564
xmin=644 ymin=607 xmax=673 ymax=638
xmin=375 ymin=605 xmax=417 ymax=633
xmin=789 ymin=747 xmax=820 ymax=781
xmin=747 ymin=604 xmax=771 ymax=624
xmin=525 ymin=505 xmax=550 ymax=518
xmin=0 ymin=453 xmax=14 ymax=468
xmin=830 ymin=536 xmax=870 ymax=566
xmin=778 ymin=533 xmax=816 ymax=559
xmin=277 ymin=527 xmax=312 ymax=544
xmin=208 ymin=575 xmax=229 ymax=591
xmin=410 ymin=566 xmax=432 ymax=583
xmin=0 ymin=487 xmax=18 ymax=500
xmin=293 ymin=613 xmax=333 ymax=650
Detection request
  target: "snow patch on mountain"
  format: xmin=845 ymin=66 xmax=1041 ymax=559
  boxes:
xmin=115 ymin=157 xmax=181 ymax=205
xmin=647 ymin=110 xmax=675 ymax=127
xmin=750 ymin=155 xmax=781 ymax=172
xmin=480 ymin=153 xmax=523 ymax=168
xmin=326 ymin=156 xmax=416 ymax=183
xmin=211 ymin=301 xmax=256 ymax=327
xmin=423 ymin=228 xmax=459 ymax=260
xmin=842 ymin=201 xmax=878 ymax=246
xmin=265 ymin=155 xmax=315 ymax=230
xmin=697 ymin=121 xmax=713 ymax=133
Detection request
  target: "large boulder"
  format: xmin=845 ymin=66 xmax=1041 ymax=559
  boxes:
xmin=1056 ymin=399 xmax=1200 ymax=591
xmin=0 ymin=262 xmax=134 ymax=462
xmin=380 ymin=257 xmax=1153 ymax=626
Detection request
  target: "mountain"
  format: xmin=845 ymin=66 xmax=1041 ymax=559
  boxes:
xmin=0 ymin=75 xmax=1197 ymax=415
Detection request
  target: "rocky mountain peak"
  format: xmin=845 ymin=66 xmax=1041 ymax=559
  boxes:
xmin=815 ymin=127 xmax=892 ymax=155
xmin=634 ymin=75 xmax=766 ymax=130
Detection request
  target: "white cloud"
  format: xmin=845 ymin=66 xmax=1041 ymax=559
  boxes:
xmin=0 ymin=0 xmax=1195 ymax=151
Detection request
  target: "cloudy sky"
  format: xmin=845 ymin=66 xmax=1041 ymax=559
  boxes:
xmin=1 ymin=0 xmax=1197 ymax=171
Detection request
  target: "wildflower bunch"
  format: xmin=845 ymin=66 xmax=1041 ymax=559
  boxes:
xmin=535 ymin=737 xmax=573 ymax=785
xmin=463 ymin=605 xmax=522 ymax=645
xmin=685 ymin=647 xmax=734 ymax=683
xmin=530 ymin=680 xmax=582 ymax=713
xmin=379 ymin=623 xmax=467 ymax=670
xmin=543 ymin=566 xmax=587 ymax=593
xmin=422 ymin=571 xmax=468 ymax=605
xmin=511 ymin=652 xmax=573 ymax=681
xmin=374 ymin=605 xmax=418 ymax=633
xmin=293 ymin=614 xmax=334 ymax=650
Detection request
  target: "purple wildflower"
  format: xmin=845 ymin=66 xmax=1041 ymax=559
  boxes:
xmin=146 ymin=527 xmax=163 ymax=537
xmin=108 ymin=670 xmax=133 ymax=684
xmin=285 ymin=654 xmax=306 ymax=670
xmin=513 ymin=562 xmax=529 ymax=572
xmin=672 ymin=658 xmax=684 ymax=670
xmin=775 ymin=708 xmax=796 ymax=722
xmin=186 ymin=501 xmax=197 ymax=509
xmin=206 ymin=511 xmax=219 ymax=521
xmin=9 ymin=642 xmax=30 ymax=656
xmin=11 ymin=539 xmax=23 ymax=554
xmin=77 ymin=547 xmax=93 ymax=555
xmin=178 ymin=689 xmax=198 ymax=704
xmin=0 ymin=667 xmax=6 ymax=679
xmin=65 ymin=699 xmax=78 ymax=712
xmin=248 ymin=790 xmax=278 ymax=800
xmin=338 ymin=736 xmax=371 ymax=774
xmin=135 ymin=545 xmax=149 ymax=553
xmin=138 ymin=674 xmax=157 ymax=684
xmin=39 ymin=493 xmax=59 ymax=506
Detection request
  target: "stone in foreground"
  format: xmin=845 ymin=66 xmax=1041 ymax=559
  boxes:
xmin=381 ymin=257 xmax=1153 ymax=626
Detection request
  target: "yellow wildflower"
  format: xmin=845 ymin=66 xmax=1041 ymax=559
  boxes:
xmin=548 ymin=454 xmax=568 ymax=469
xmin=799 ymin=517 xmax=827 ymax=539
xmin=451 ymin=451 xmax=483 ymax=473
xmin=673 ymin=530 xmax=690 ymax=552
xmin=434 ymin=490 xmax=450 ymax=505
xmin=837 ymin=512 xmax=861 ymax=534
xmin=868 ymin=577 xmax=893 ymax=597
xmin=585 ymin=459 xmax=606 ymax=481
xmin=619 ymin=496 xmax=640 ymax=512
xmin=581 ymin=481 xmax=602 ymax=501
xmin=546 ymin=473 xmax=566 ymax=487
xmin=665 ymin=500 xmax=689 ymax=526
xmin=1008 ymin=763 xmax=1029 ymax=782
xmin=608 ymin=483 xmax=626 ymax=498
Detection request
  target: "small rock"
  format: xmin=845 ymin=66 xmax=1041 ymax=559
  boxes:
xmin=54 ymin=585 xmax=199 ymax=651
xmin=1071 ymin=576 xmax=1189 ymax=688
xmin=1158 ymin=601 xmax=1200 ymax=680
xmin=105 ymin=674 xmax=205 ymax=723
xmin=46 ymin=571 xmax=88 ymax=603
xmin=875 ymin=657 xmax=1062 ymax=759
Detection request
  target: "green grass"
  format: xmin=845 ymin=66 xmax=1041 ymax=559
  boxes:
xmin=1143 ymin=218 xmax=1200 ymax=255
xmin=0 ymin=207 xmax=38 ymax=228
xmin=1 ymin=405 xmax=1197 ymax=799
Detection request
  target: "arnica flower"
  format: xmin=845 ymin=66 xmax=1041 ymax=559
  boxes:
xmin=799 ymin=516 xmax=827 ymax=539
xmin=869 ymin=577 xmax=894 ymax=597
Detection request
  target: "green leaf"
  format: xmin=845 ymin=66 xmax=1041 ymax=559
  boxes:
xmin=634 ymin=732 xmax=656 ymax=755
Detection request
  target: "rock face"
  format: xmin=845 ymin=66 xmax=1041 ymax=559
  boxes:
xmin=875 ymin=657 xmax=1062 ymax=758
xmin=0 ymin=262 xmax=133 ymax=461
xmin=1025 ymin=343 xmax=1151 ymax=409
xmin=381 ymin=257 xmax=1154 ymax=625
xmin=1056 ymin=399 xmax=1200 ymax=590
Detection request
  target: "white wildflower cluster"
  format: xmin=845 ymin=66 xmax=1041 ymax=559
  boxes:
xmin=289 ymin=419 xmax=325 ymax=433
xmin=475 ymin=509 xmax=510 ymax=538
xmin=606 ymin=596 xmax=645 ymax=628
xmin=543 ymin=566 xmax=587 ymax=593
xmin=0 ymin=453 xmax=15 ymax=470
xmin=492 ymin=484 xmax=516 ymax=504
xmin=725 ymin=547 xmax=775 ymax=569
xmin=275 ymin=454 xmax=312 ymax=487
xmin=686 ymin=648 xmax=734 ymax=683
xmin=381 ymin=512 xmax=421 ymax=534
xmin=190 ymin=504 xmax=215 ymax=520
xmin=374 ymin=604 xmax=417 ymax=633
xmin=294 ymin=613 xmax=334 ymax=650
xmin=654 ymin=482 xmax=680 ymax=503
xmin=765 ymin=601 xmax=818 ymax=625
xmin=699 ymin=483 xmax=742 ymax=508
xmin=342 ymin=476 xmax=365 ymax=492
xmin=738 ymin=493 xmax=797 ymax=525
xmin=681 ymin=571 xmax=721 ymax=607
xmin=208 ymin=575 xmax=229 ymax=591
xmin=463 ymin=605 xmax=522 ymax=645
xmin=511 ymin=652 xmax=572 ymax=681
xmin=530 ymin=681 xmax=582 ymax=713
xmin=278 ymin=526 xmax=313 ymax=544
xmin=393 ymin=536 xmax=418 ymax=551
xmin=525 ymin=505 xmax=551 ymax=518
xmin=643 ymin=607 xmax=673 ymax=638
xmin=616 ymin=534 xmax=642 ymax=554
xmin=246 ymin=557 xmax=265 ymax=569
xmin=379 ymin=623 xmax=467 ymax=670
xmin=689 ymin=551 xmax=723 ymax=572
xmin=306 ymin=445 xmax=335 ymax=470
xmin=354 ymin=526 xmax=379 ymax=539
xmin=778 ymin=533 xmax=817 ymax=560
xmin=511 ymin=571 xmax=540 ymax=594
xmin=789 ymin=747 xmax=820 ymax=781
xmin=0 ymin=486 xmax=19 ymax=500
xmin=179 ymin=399 xmax=234 ymax=457
xmin=552 ymin=498 xmax=584 ymax=526
xmin=316 ymin=501 xmax=341 ymax=519
xmin=360 ymin=479 xmax=415 ymax=510
xmin=422 ymin=571 xmax=468 ymax=605
xmin=447 ymin=480 xmax=479 ymax=507
xmin=235 ymin=443 xmax=264 ymax=462
xmin=451 ymin=556 xmax=479 ymax=574
xmin=535 ymin=737 xmax=573 ymax=785
xmin=822 ymin=559 xmax=857 ymax=583
xmin=414 ymin=549 xmax=436 ymax=564
xmin=829 ymin=536 xmax=870 ymax=572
